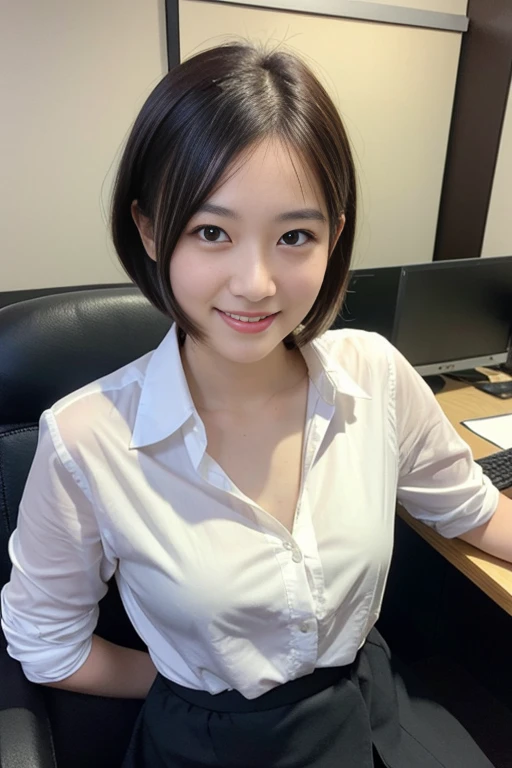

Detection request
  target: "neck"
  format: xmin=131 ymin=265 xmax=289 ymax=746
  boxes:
xmin=180 ymin=337 xmax=307 ymax=413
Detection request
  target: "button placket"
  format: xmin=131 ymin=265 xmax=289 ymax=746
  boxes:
xmin=282 ymin=540 xmax=303 ymax=563
xmin=291 ymin=548 xmax=302 ymax=563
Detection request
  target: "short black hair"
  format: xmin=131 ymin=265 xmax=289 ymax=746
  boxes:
xmin=110 ymin=42 xmax=357 ymax=348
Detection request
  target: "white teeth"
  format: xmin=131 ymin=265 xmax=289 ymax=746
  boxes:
xmin=224 ymin=312 xmax=269 ymax=323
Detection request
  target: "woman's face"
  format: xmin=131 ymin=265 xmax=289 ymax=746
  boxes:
xmin=134 ymin=138 xmax=344 ymax=366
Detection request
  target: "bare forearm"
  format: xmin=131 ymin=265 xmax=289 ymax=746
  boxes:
xmin=459 ymin=492 xmax=512 ymax=563
xmin=44 ymin=634 xmax=157 ymax=699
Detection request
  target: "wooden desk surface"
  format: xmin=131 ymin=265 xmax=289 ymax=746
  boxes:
xmin=398 ymin=376 xmax=512 ymax=616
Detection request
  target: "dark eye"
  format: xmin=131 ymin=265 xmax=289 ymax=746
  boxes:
xmin=279 ymin=230 xmax=311 ymax=246
xmin=198 ymin=226 xmax=228 ymax=242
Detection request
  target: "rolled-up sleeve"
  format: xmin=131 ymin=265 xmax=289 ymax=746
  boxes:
xmin=391 ymin=344 xmax=500 ymax=539
xmin=0 ymin=409 xmax=115 ymax=683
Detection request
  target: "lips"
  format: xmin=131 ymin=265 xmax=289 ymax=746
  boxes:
xmin=220 ymin=310 xmax=276 ymax=320
xmin=222 ymin=311 xmax=273 ymax=323
xmin=216 ymin=309 xmax=279 ymax=334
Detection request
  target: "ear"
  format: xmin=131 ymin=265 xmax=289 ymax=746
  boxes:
xmin=131 ymin=200 xmax=157 ymax=262
xmin=329 ymin=213 xmax=346 ymax=258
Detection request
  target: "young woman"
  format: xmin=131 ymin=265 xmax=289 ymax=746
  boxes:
xmin=2 ymin=42 xmax=511 ymax=768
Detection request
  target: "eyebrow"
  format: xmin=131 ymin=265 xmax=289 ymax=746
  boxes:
xmin=196 ymin=202 xmax=327 ymax=223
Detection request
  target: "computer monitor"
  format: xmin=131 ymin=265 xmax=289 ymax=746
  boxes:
xmin=336 ymin=266 xmax=402 ymax=339
xmin=393 ymin=256 xmax=512 ymax=376
xmin=337 ymin=257 xmax=512 ymax=386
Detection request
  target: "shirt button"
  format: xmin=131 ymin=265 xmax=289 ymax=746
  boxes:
xmin=299 ymin=622 xmax=309 ymax=633
xmin=283 ymin=542 xmax=293 ymax=551
xmin=292 ymin=549 xmax=302 ymax=563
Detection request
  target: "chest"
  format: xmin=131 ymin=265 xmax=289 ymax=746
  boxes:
xmin=200 ymin=380 xmax=310 ymax=534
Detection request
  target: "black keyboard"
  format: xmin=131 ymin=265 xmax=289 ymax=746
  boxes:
xmin=475 ymin=448 xmax=512 ymax=490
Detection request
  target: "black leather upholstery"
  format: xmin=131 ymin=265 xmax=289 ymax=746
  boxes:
xmin=0 ymin=617 xmax=56 ymax=768
xmin=0 ymin=287 xmax=172 ymax=767
xmin=0 ymin=287 xmax=171 ymax=424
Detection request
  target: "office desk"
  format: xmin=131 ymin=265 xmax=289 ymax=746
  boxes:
xmin=397 ymin=376 xmax=512 ymax=616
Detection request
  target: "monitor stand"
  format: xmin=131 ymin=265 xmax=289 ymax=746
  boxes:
xmin=422 ymin=375 xmax=446 ymax=394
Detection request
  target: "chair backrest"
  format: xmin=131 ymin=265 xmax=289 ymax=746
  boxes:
xmin=0 ymin=286 xmax=172 ymax=767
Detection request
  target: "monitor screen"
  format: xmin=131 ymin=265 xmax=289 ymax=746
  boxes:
xmin=393 ymin=256 xmax=512 ymax=373
xmin=336 ymin=266 xmax=402 ymax=339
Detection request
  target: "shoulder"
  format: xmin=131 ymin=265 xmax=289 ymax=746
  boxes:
xmin=45 ymin=349 xmax=155 ymax=448
xmin=304 ymin=328 xmax=399 ymax=403
xmin=317 ymin=328 xmax=431 ymax=403
xmin=317 ymin=327 xmax=393 ymax=357
xmin=314 ymin=328 xmax=395 ymax=381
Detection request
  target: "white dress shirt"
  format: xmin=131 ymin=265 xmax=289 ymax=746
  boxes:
xmin=1 ymin=324 xmax=499 ymax=699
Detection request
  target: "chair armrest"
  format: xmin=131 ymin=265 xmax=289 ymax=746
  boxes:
xmin=0 ymin=632 xmax=56 ymax=768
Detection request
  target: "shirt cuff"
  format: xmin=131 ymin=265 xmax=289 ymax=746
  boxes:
xmin=429 ymin=477 xmax=500 ymax=539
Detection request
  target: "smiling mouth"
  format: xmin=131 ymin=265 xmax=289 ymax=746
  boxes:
xmin=221 ymin=311 xmax=275 ymax=323
xmin=219 ymin=309 xmax=277 ymax=323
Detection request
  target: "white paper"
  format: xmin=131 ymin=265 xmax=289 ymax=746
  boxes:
xmin=462 ymin=412 xmax=512 ymax=450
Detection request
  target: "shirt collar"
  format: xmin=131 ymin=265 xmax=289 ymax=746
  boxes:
xmin=303 ymin=335 xmax=372 ymax=406
xmin=130 ymin=323 xmax=196 ymax=450
xmin=130 ymin=325 xmax=372 ymax=449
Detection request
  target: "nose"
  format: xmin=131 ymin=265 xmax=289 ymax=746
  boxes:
xmin=229 ymin=247 xmax=277 ymax=303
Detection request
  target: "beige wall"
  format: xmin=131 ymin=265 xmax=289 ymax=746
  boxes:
xmin=481 ymin=82 xmax=512 ymax=259
xmin=180 ymin=0 xmax=462 ymax=269
xmin=0 ymin=0 xmax=466 ymax=291
xmin=366 ymin=0 xmax=467 ymax=11
xmin=0 ymin=0 xmax=167 ymax=292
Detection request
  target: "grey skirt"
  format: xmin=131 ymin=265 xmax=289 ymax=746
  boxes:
xmin=122 ymin=627 xmax=495 ymax=768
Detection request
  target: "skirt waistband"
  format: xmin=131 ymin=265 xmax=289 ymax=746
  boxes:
xmin=158 ymin=664 xmax=353 ymax=713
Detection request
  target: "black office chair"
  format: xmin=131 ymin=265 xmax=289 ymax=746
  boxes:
xmin=0 ymin=287 xmax=172 ymax=768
